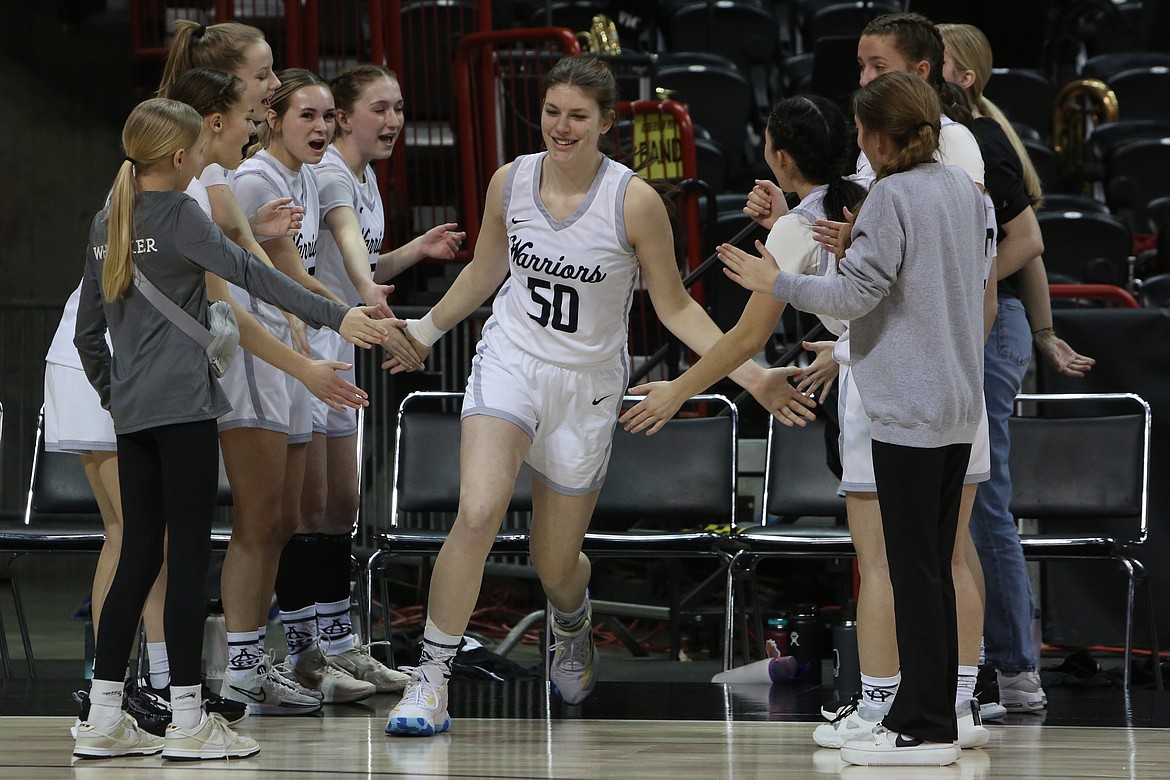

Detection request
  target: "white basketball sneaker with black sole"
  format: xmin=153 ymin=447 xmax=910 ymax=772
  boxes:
xmin=385 ymin=669 xmax=450 ymax=737
xmin=221 ymin=653 xmax=322 ymax=716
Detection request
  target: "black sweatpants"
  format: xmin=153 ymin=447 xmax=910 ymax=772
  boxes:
xmin=871 ymin=439 xmax=970 ymax=744
xmin=92 ymin=419 xmax=219 ymax=687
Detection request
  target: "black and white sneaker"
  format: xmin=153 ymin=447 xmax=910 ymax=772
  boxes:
xmin=840 ymin=726 xmax=960 ymax=766
xmin=141 ymin=679 xmax=248 ymax=726
xmin=220 ymin=653 xmax=322 ymax=716
xmin=124 ymin=679 xmax=172 ymax=737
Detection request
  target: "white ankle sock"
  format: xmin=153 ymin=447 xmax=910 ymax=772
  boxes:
xmin=317 ymin=598 xmax=357 ymax=656
xmin=88 ymin=678 xmax=124 ymax=728
xmin=956 ymin=665 xmax=978 ymax=707
xmin=146 ymin=641 xmax=170 ymax=689
xmin=226 ymin=630 xmax=262 ymax=679
xmin=170 ymin=683 xmax=202 ymax=730
xmin=860 ymin=672 xmax=900 ymax=712
xmin=418 ymin=617 xmax=461 ymax=683
xmin=280 ymin=605 xmax=319 ymax=666
xmin=552 ymin=596 xmax=590 ymax=634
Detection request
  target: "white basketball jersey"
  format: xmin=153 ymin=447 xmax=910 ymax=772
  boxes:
xmin=230 ymin=149 xmax=321 ymax=327
xmin=489 ymin=152 xmax=639 ymax=367
xmin=313 ymin=145 xmax=384 ymax=306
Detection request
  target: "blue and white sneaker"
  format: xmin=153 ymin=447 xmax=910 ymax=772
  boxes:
xmin=385 ymin=669 xmax=450 ymax=737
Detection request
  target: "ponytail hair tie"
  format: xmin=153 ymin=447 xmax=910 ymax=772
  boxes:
xmin=916 ymin=120 xmax=934 ymax=130
xmin=194 ymin=24 xmax=208 ymax=39
xmin=124 ymin=156 xmax=137 ymax=166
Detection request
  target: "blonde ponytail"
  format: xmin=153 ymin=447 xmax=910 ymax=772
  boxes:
xmin=102 ymin=98 xmax=203 ymax=301
xmin=103 ymin=161 xmax=138 ymax=302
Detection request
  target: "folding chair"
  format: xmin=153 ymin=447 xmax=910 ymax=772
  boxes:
xmin=0 ymin=408 xmax=234 ymax=678
xmin=364 ymin=391 xmax=738 ymax=668
xmin=724 ymin=414 xmax=850 ymax=667
xmin=1010 ymin=393 xmax=1161 ymax=691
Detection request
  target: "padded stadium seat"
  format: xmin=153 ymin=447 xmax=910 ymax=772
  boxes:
xmin=1022 ymin=138 xmax=1061 ymax=195
xmin=664 ymin=1 xmax=780 ymax=125
xmin=1082 ymin=51 xmax=1170 ymax=82
xmin=1089 ymin=120 xmax=1170 ymax=163
xmin=802 ymin=1 xmax=899 ymax=48
xmin=1109 ymin=67 xmax=1170 ymax=123
xmin=524 ymin=0 xmax=606 ymax=31
xmin=1104 ymin=138 xmax=1170 ymax=234
xmin=656 ymin=63 xmax=755 ymax=182
xmin=1139 ymin=273 xmax=1170 ymax=307
xmin=1039 ymin=194 xmax=1110 ymax=215
xmin=809 ymin=35 xmax=863 ymax=107
xmin=983 ymin=68 xmax=1057 ymax=141
xmin=1037 ymin=210 xmax=1134 ymax=287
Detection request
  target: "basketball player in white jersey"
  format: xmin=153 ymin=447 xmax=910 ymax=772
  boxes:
xmin=228 ymin=68 xmax=377 ymax=707
xmin=296 ymin=64 xmax=462 ymax=694
xmin=381 ymin=55 xmax=818 ymax=737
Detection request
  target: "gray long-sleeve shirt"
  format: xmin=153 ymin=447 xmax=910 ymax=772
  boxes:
xmin=75 ymin=190 xmax=347 ymax=435
xmin=772 ymin=163 xmax=990 ymax=448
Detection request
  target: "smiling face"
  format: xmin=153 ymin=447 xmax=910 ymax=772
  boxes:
xmin=269 ymin=84 xmax=335 ymax=166
xmin=857 ymin=34 xmax=923 ymax=87
xmin=342 ymin=75 xmax=404 ymax=163
xmin=235 ymin=40 xmax=281 ymax=116
xmin=540 ymin=84 xmax=611 ymax=166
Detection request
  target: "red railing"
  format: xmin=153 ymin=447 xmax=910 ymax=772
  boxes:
xmin=1049 ymin=283 xmax=1140 ymax=308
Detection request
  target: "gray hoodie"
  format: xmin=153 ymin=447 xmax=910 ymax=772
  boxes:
xmin=772 ymin=163 xmax=989 ymax=448
xmin=75 ymin=190 xmax=347 ymax=435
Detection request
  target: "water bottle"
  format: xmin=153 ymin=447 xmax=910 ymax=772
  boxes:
xmin=787 ymin=607 xmax=822 ymax=684
xmin=202 ymin=599 xmax=228 ymax=693
xmin=832 ymin=619 xmax=861 ymax=698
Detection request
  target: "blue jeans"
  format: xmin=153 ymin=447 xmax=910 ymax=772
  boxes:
xmin=970 ymin=296 xmax=1037 ymax=673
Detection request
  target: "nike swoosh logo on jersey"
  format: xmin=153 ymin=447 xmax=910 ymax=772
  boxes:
xmin=227 ymin=684 xmax=267 ymax=704
xmin=591 ymin=394 xmax=614 ymax=405
xmin=511 ymin=217 xmax=532 ymax=224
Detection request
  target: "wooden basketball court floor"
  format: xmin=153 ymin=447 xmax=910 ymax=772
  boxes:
xmin=2 ymin=678 xmax=1169 ymax=778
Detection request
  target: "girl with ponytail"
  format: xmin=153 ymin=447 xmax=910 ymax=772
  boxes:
xmin=622 ymin=93 xmax=862 ymax=427
xmin=718 ymin=71 xmax=993 ymax=767
xmin=72 ymin=97 xmax=386 ymax=761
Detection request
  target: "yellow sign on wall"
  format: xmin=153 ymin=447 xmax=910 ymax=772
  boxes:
xmin=631 ymin=112 xmax=684 ymax=179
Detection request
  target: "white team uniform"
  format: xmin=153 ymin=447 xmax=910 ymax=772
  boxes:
xmin=41 ymin=177 xmax=219 ymax=453
xmin=221 ymin=152 xmax=318 ymax=443
xmin=838 ymin=118 xmax=995 ymax=492
xmin=308 ymin=145 xmax=384 ymax=437
xmin=463 ymin=152 xmax=639 ymax=494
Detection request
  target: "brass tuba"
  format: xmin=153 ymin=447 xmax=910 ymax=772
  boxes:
xmin=1052 ymin=78 xmax=1119 ymax=193
xmin=578 ymin=14 xmax=621 ymax=55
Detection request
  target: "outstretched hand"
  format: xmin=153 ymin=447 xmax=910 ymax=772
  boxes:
xmin=751 ymin=365 xmax=817 ymax=427
xmin=251 ymin=197 xmax=305 ymax=239
xmin=339 ymin=306 xmax=389 ymax=349
xmin=718 ymin=240 xmax=782 ymax=295
xmin=417 ymin=222 xmax=466 ymax=261
xmin=381 ymin=320 xmax=431 ymax=373
xmin=1035 ymin=332 xmax=1095 ymax=378
xmin=300 ymin=360 xmax=369 ymax=411
xmin=794 ymin=340 xmax=840 ymax=403
xmin=619 ymin=381 xmax=688 ymax=435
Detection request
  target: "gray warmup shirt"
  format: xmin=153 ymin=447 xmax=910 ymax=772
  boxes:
xmin=75 ymin=190 xmax=347 ymax=435
xmin=772 ymin=163 xmax=990 ymax=449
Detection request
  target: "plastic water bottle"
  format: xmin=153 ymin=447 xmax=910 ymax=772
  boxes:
xmin=201 ymin=599 xmax=228 ymax=693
